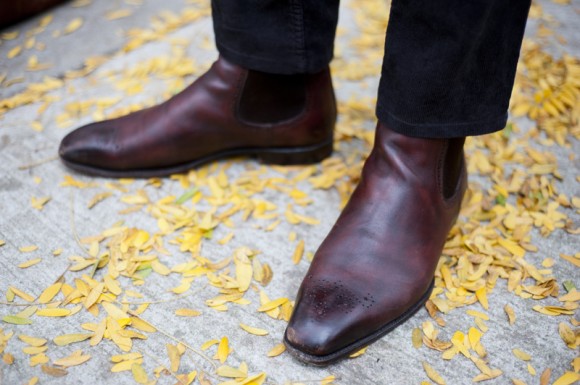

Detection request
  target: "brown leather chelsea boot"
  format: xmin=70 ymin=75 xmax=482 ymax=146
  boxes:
xmin=59 ymin=56 xmax=336 ymax=177
xmin=284 ymin=123 xmax=467 ymax=365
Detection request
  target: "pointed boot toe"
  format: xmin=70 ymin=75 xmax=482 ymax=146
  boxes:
xmin=59 ymin=122 xmax=120 ymax=171
xmin=284 ymin=275 xmax=387 ymax=365
xmin=284 ymin=271 xmax=435 ymax=365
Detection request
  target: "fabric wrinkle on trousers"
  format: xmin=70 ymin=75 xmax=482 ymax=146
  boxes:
xmin=211 ymin=0 xmax=531 ymax=139
xmin=212 ymin=0 xmax=340 ymax=75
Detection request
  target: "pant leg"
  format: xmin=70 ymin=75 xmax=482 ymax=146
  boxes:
xmin=212 ymin=0 xmax=340 ymax=74
xmin=376 ymin=0 xmax=531 ymax=138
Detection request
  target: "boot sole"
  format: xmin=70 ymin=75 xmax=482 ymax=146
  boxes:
xmin=60 ymin=138 xmax=333 ymax=178
xmin=283 ymin=279 xmax=435 ymax=366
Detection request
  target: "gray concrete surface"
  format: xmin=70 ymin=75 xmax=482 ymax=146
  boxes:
xmin=0 ymin=0 xmax=578 ymax=384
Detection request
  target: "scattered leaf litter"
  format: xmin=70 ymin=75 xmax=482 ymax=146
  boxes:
xmin=0 ymin=0 xmax=578 ymax=384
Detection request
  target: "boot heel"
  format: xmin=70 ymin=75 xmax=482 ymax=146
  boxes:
xmin=258 ymin=139 xmax=333 ymax=165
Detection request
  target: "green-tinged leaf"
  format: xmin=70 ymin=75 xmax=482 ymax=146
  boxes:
xmin=563 ymin=281 xmax=576 ymax=293
xmin=133 ymin=268 xmax=152 ymax=280
xmin=2 ymin=315 xmax=33 ymax=325
xmin=175 ymin=188 xmax=198 ymax=204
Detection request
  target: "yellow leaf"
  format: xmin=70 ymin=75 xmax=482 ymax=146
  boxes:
xmin=216 ymin=365 xmax=247 ymax=378
xmin=511 ymin=102 xmax=531 ymax=117
xmin=559 ymin=254 xmax=580 ymax=268
xmin=90 ymin=318 xmax=106 ymax=346
xmin=84 ymin=283 xmax=104 ymax=309
xmin=53 ymin=351 xmax=91 ymax=367
xmin=23 ymin=346 xmax=49 ymax=355
xmin=504 ymin=304 xmax=516 ymax=325
xmin=175 ymin=309 xmax=201 ymax=317
xmin=5 ymin=287 xmax=14 ymax=302
xmin=111 ymin=359 xmax=143 ymax=372
xmin=7 ymin=46 xmax=22 ymax=59
xmin=106 ymin=9 xmax=133 ymax=20
xmin=512 ymin=348 xmax=531 ymax=361
xmin=475 ymin=287 xmax=489 ymax=310
xmin=218 ymin=232 xmax=235 ymax=245
xmin=18 ymin=335 xmax=47 ymax=347
xmin=257 ymin=297 xmax=288 ymax=312
xmin=267 ymin=343 xmax=285 ymax=357
xmin=64 ymin=17 xmax=83 ymax=34
xmin=130 ymin=317 xmax=156 ymax=333
xmin=349 ymin=346 xmax=367 ymax=358
xmin=239 ymin=323 xmax=268 ymax=336
xmin=30 ymin=196 xmax=50 ymax=210
xmin=292 ymin=240 xmax=305 ymax=265
xmin=497 ymin=238 xmax=526 ymax=258
xmin=30 ymin=353 xmax=49 ymax=366
xmin=171 ymin=279 xmax=192 ymax=294
xmin=442 ymin=346 xmax=459 ymax=360
xmin=234 ymin=248 xmax=253 ymax=292
xmin=38 ymin=283 xmax=62 ymax=304
xmin=412 ymin=327 xmax=423 ymax=348
xmin=201 ymin=339 xmax=219 ymax=351
xmin=104 ymin=276 xmax=122 ymax=296
xmin=451 ymin=331 xmax=471 ymax=358
xmin=542 ymin=100 xmax=559 ymax=117
xmin=167 ymin=343 xmax=181 ymax=372
xmin=422 ymin=321 xmax=435 ymax=339
xmin=422 ymin=362 xmax=446 ymax=385
xmin=18 ymin=258 xmax=42 ymax=268
xmin=131 ymin=363 xmax=148 ymax=384
xmin=466 ymin=310 xmax=489 ymax=320
xmin=111 ymin=331 xmax=132 ymax=352
xmin=199 ymin=211 xmax=215 ymax=230
xmin=558 ymin=290 xmax=580 ymax=302
xmin=217 ymin=337 xmax=229 ymax=363
xmin=2 ymin=353 xmax=14 ymax=365
xmin=19 ymin=245 xmax=38 ymax=253
xmin=101 ymin=302 xmax=129 ymax=320
xmin=87 ymin=192 xmax=112 ymax=209
xmin=320 ymin=375 xmax=336 ymax=385
xmin=558 ymin=323 xmax=575 ymax=346
xmin=9 ymin=286 xmax=35 ymax=302
xmin=440 ymin=264 xmax=455 ymax=290
xmin=36 ymin=308 xmax=71 ymax=317
xmin=295 ymin=213 xmax=320 ymax=225
xmin=531 ymin=306 xmax=557 ymax=316
xmin=110 ymin=352 xmax=142 ymax=363
xmin=132 ymin=230 xmax=150 ymax=248
xmin=471 ymin=356 xmax=493 ymax=376
xmin=53 ymin=333 xmax=92 ymax=346
xmin=468 ymin=327 xmax=482 ymax=349
xmin=151 ymin=260 xmax=170 ymax=275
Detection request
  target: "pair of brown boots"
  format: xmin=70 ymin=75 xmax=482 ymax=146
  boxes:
xmin=59 ymin=56 xmax=466 ymax=365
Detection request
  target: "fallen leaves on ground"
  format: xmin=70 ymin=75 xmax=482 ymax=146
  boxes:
xmin=0 ymin=0 xmax=578 ymax=384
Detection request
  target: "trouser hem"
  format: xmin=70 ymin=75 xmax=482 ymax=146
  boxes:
xmin=217 ymin=42 xmax=332 ymax=75
xmin=376 ymin=103 xmax=508 ymax=139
